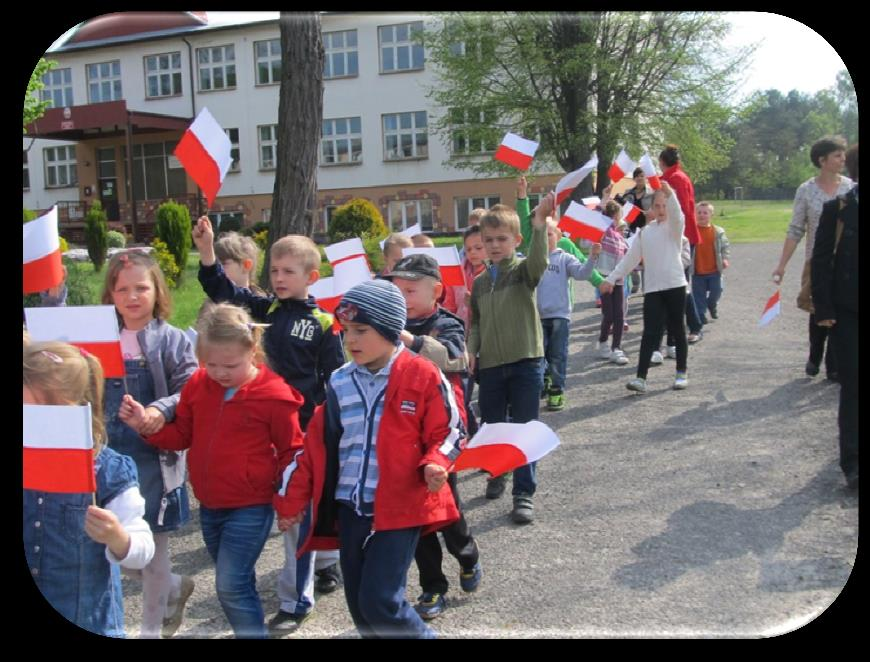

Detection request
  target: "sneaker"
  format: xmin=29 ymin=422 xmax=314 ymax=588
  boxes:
xmin=540 ymin=374 xmax=552 ymax=399
xmin=485 ymin=474 xmax=507 ymax=499
xmin=805 ymin=360 xmax=820 ymax=376
xmin=687 ymin=332 xmax=703 ymax=344
xmin=459 ymin=562 xmax=483 ymax=593
xmin=598 ymin=341 xmax=612 ymax=359
xmin=666 ymin=345 xmax=677 ymax=360
xmin=314 ymin=563 xmax=342 ymax=594
xmin=674 ymin=372 xmax=689 ymax=390
xmin=547 ymin=389 xmax=565 ymax=411
xmin=511 ymin=494 xmax=534 ymax=524
xmin=650 ymin=351 xmax=664 ymax=365
xmin=710 ymin=308 xmax=718 ymax=320
xmin=268 ymin=609 xmax=311 ymax=634
xmin=415 ymin=592 xmax=447 ymax=620
xmin=626 ymin=377 xmax=647 ymax=393
xmin=610 ymin=349 xmax=629 ymax=365
xmin=162 ymin=575 xmax=195 ymax=639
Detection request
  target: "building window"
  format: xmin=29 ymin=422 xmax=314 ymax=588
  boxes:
xmin=261 ymin=208 xmax=271 ymax=223
xmin=388 ymin=199 xmax=433 ymax=232
xmin=144 ymin=52 xmax=182 ymax=98
xmin=197 ymin=45 xmax=237 ymax=91
xmin=254 ymin=39 xmax=282 ymax=85
xmin=122 ymin=142 xmax=186 ymax=200
xmin=322 ymin=117 xmax=362 ymax=165
xmin=450 ymin=107 xmax=499 ymax=156
xmin=40 ymin=67 xmax=73 ymax=108
xmin=379 ymin=22 xmax=424 ymax=73
xmin=23 ymin=151 xmax=29 ymax=190
xmin=455 ymin=195 xmax=500 ymax=230
xmin=383 ymin=111 xmax=428 ymax=161
xmin=258 ymin=124 xmax=278 ymax=169
xmin=86 ymin=60 xmax=123 ymax=103
xmin=323 ymin=205 xmax=339 ymax=231
xmin=225 ymin=128 xmax=241 ymax=172
xmin=324 ymin=29 xmax=358 ymax=79
xmin=44 ymin=146 xmax=77 ymax=188
xmin=207 ymin=211 xmax=245 ymax=233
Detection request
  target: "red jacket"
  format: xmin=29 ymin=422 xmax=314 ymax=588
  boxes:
xmin=146 ymin=365 xmax=304 ymax=509
xmin=662 ymin=163 xmax=701 ymax=246
xmin=275 ymin=349 xmax=461 ymax=556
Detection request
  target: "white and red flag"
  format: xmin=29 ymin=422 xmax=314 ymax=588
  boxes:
xmin=23 ymin=206 xmax=64 ymax=294
xmin=607 ymin=149 xmax=636 ymax=183
xmin=379 ymin=223 xmax=423 ymax=250
xmin=24 ymin=305 xmax=125 ymax=378
xmin=639 ymin=153 xmax=662 ymax=190
xmin=24 ymin=403 xmax=96 ymax=493
xmin=173 ymin=107 xmax=233 ymax=207
xmin=325 ymin=237 xmax=366 ymax=267
xmin=310 ymin=256 xmax=373 ymax=314
xmin=581 ymin=196 xmax=601 ymax=209
xmin=453 ymin=421 xmax=560 ymax=477
xmin=402 ymin=246 xmax=466 ymax=287
xmin=494 ymin=132 xmax=539 ymax=171
xmin=758 ymin=290 xmax=781 ymax=327
xmin=557 ymin=201 xmax=612 ymax=243
xmin=555 ymin=155 xmax=599 ymax=205
xmin=622 ymin=201 xmax=642 ymax=225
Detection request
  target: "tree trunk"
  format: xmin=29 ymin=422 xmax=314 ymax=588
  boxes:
xmin=261 ymin=12 xmax=324 ymax=289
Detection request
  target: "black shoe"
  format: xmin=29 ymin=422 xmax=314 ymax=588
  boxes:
xmin=710 ymin=309 xmax=718 ymax=320
xmin=826 ymin=372 xmax=839 ymax=383
xmin=314 ymin=564 xmax=342 ymax=594
xmin=511 ymin=494 xmax=534 ymax=524
xmin=805 ymin=361 xmax=820 ymax=376
xmin=268 ymin=610 xmax=311 ymax=634
xmin=485 ymin=474 xmax=507 ymax=499
xmin=846 ymin=472 xmax=858 ymax=491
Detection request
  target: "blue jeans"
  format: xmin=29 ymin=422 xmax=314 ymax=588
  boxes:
xmin=541 ymin=318 xmax=569 ymax=391
xmin=692 ymin=273 xmax=722 ymax=321
xmin=200 ymin=504 xmax=274 ymax=639
xmin=477 ymin=358 xmax=545 ymax=496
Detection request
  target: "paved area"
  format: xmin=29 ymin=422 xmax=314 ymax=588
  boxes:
xmin=121 ymin=242 xmax=858 ymax=638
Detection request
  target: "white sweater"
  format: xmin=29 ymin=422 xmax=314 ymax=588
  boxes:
xmin=605 ymin=194 xmax=688 ymax=294
xmin=104 ymin=486 xmax=155 ymax=569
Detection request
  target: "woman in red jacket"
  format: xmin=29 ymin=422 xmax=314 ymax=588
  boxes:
xmin=120 ymin=303 xmax=304 ymax=639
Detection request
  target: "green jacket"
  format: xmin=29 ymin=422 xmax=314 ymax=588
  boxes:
xmin=468 ymin=223 xmax=548 ymax=370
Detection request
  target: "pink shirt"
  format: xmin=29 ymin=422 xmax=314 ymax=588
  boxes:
xmin=120 ymin=329 xmax=144 ymax=360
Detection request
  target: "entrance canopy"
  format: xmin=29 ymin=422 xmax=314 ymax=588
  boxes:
xmin=24 ymin=100 xmax=191 ymax=141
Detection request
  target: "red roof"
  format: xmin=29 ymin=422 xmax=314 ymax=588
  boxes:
xmin=67 ymin=12 xmax=208 ymax=45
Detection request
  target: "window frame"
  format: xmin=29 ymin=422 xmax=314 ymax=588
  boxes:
xmin=388 ymin=199 xmax=433 ymax=232
xmin=382 ymin=111 xmax=429 ymax=161
xmin=143 ymin=51 xmax=183 ymax=99
xmin=321 ymin=116 xmax=363 ymax=166
xmin=23 ymin=150 xmax=30 ymax=191
xmin=122 ymin=141 xmax=186 ymax=200
xmin=323 ymin=29 xmax=359 ymax=80
xmin=253 ymin=38 xmax=282 ymax=86
xmin=378 ymin=21 xmax=425 ymax=74
xmin=43 ymin=145 xmax=77 ymax=189
xmin=86 ymin=60 xmax=123 ymax=103
xmin=323 ymin=205 xmax=339 ymax=232
xmin=258 ymin=124 xmax=278 ymax=170
xmin=196 ymin=44 xmax=237 ymax=92
xmin=225 ymin=128 xmax=241 ymax=172
xmin=40 ymin=67 xmax=74 ymax=108
xmin=450 ymin=107 xmax=499 ymax=157
xmin=454 ymin=195 xmax=500 ymax=231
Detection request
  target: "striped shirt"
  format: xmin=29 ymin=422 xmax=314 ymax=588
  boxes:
xmin=332 ymin=345 xmax=404 ymax=516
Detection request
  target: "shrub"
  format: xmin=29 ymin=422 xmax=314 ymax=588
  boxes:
xmin=155 ymin=201 xmax=192 ymax=272
xmin=252 ymin=229 xmax=269 ymax=252
xmin=84 ymin=201 xmax=109 ymax=272
xmin=328 ymin=199 xmax=388 ymax=243
xmin=150 ymin=238 xmax=181 ymax=289
xmin=63 ymin=258 xmax=93 ymax=306
xmin=106 ymin=230 xmax=126 ymax=248
xmin=23 ymin=208 xmax=37 ymax=223
xmin=59 ymin=236 xmax=69 ymax=253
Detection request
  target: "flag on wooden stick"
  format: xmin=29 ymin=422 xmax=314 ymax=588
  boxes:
xmin=173 ymin=107 xmax=233 ymax=207
xmin=23 ymin=206 xmax=64 ymax=294
xmin=452 ymin=421 xmax=560 ymax=477
xmin=24 ymin=403 xmax=96 ymax=493
xmin=494 ymin=132 xmax=539 ymax=171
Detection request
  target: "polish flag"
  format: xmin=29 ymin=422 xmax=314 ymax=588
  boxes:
xmin=379 ymin=223 xmax=422 ymax=250
xmin=639 ymin=153 xmax=661 ymax=190
xmin=173 ymin=107 xmax=234 ymax=207
xmin=310 ymin=256 xmax=373 ymax=314
xmin=608 ymin=149 xmax=636 ymax=183
xmin=557 ymin=202 xmax=612 ymax=243
xmin=555 ymin=155 xmax=599 ymax=205
xmin=494 ymin=132 xmax=539 ymax=171
xmin=453 ymin=421 xmax=560 ymax=477
xmin=623 ymin=201 xmax=642 ymax=225
xmin=582 ymin=196 xmax=601 ymax=209
xmin=402 ymin=246 xmax=465 ymax=287
xmin=325 ymin=237 xmax=366 ymax=267
xmin=24 ymin=403 xmax=96 ymax=493
xmin=758 ymin=290 xmax=781 ymax=328
xmin=309 ymin=277 xmax=340 ymax=314
xmin=23 ymin=206 xmax=64 ymax=294
xmin=24 ymin=305 xmax=125 ymax=378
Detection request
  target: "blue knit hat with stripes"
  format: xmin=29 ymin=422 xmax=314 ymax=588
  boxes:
xmin=335 ymin=278 xmax=407 ymax=343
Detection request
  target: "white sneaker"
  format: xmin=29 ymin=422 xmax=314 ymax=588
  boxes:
xmin=674 ymin=372 xmax=689 ymax=390
xmin=650 ymin=351 xmax=664 ymax=365
xmin=610 ymin=349 xmax=629 ymax=365
xmin=598 ymin=341 xmax=612 ymax=359
xmin=666 ymin=345 xmax=677 ymax=359
xmin=626 ymin=377 xmax=647 ymax=393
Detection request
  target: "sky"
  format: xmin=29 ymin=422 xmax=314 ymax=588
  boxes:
xmin=46 ymin=11 xmax=850 ymax=100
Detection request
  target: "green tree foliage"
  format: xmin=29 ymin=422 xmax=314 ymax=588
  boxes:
xmin=24 ymin=58 xmax=56 ymax=132
xmin=84 ymin=201 xmax=109 ymax=272
xmin=833 ymin=69 xmax=858 ymax=145
xmin=327 ymin=198 xmax=388 ymax=243
xmin=106 ymin=230 xmax=127 ymax=248
xmin=155 ymin=201 xmax=192 ymax=274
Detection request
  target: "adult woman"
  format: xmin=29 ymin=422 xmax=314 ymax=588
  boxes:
xmin=772 ymin=137 xmax=853 ymax=380
xmin=616 ymin=167 xmax=655 ymax=233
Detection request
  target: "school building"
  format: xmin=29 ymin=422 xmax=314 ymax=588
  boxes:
xmin=23 ymin=11 xmax=562 ymax=243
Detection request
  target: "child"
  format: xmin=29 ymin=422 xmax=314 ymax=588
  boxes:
xmin=100 ymin=250 xmax=198 ymax=638
xmin=538 ymin=219 xmax=603 ymax=411
xmin=599 ymin=181 xmax=689 ymax=392
xmin=595 ymin=197 xmax=631 ymax=366
xmin=447 ymin=225 xmax=487 ymax=331
xmin=468 ymin=195 xmax=550 ymax=523
xmin=411 ymin=233 xmax=435 ymax=248
xmin=275 ymin=279 xmax=464 ymax=639
xmin=193 ymin=217 xmax=344 ymax=633
xmin=24 ymin=341 xmax=155 ymax=638
xmin=381 ymin=233 xmax=414 ymax=275
xmin=120 ymin=303 xmax=305 ymax=639
xmin=385 ymin=254 xmax=481 ymax=621
xmin=213 ymin=231 xmax=266 ymax=295
xmin=692 ymin=201 xmax=730 ymax=323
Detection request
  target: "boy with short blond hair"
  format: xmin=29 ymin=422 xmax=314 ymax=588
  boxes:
xmin=692 ymin=201 xmax=730 ymax=322
xmin=411 ymin=233 xmax=435 ymax=248
xmin=193 ymin=216 xmax=344 ymax=633
xmin=381 ymin=233 xmax=414 ymax=275
xmin=469 ymin=195 xmax=552 ymax=523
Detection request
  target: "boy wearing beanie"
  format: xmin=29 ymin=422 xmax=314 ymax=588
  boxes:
xmin=275 ymin=279 xmax=465 ymax=639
